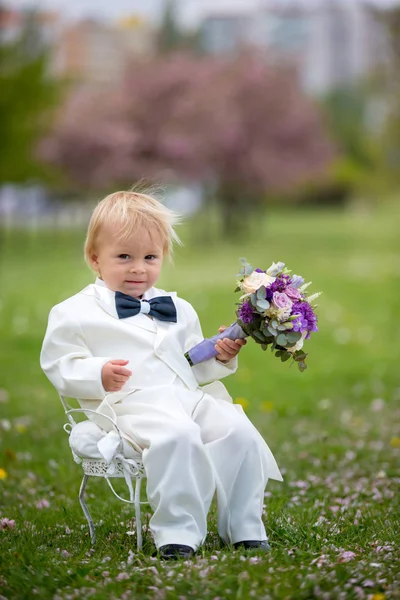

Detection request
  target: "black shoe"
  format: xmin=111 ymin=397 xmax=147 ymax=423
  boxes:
xmin=157 ymin=544 xmax=195 ymax=560
xmin=233 ymin=540 xmax=271 ymax=552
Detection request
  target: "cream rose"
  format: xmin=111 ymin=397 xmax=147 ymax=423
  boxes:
xmin=241 ymin=271 xmax=276 ymax=295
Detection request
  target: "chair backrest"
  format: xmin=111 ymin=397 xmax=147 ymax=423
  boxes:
xmin=59 ymin=394 xmax=77 ymax=426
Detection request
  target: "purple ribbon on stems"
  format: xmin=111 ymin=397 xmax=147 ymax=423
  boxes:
xmin=185 ymin=322 xmax=246 ymax=366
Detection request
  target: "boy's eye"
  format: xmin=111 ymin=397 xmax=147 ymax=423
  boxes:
xmin=145 ymin=255 xmax=157 ymax=260
xmin=118 ymin=254 xmax=130 ymax=260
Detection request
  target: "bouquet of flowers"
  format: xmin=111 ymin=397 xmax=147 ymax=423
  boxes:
xmin=185 ymin=259 xmax=320 ymax=371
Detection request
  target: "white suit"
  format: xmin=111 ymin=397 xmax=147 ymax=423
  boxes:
xmin=41 ymin=278 xmax=283 ymax=549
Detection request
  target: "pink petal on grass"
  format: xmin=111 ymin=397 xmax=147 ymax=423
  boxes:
xmin=1 ymin=518 xmax=16 ymax=529
xmin=35 ymin=499 xmax=50 ymax=509
xmin=338 ymin=550 xmax=356 ymax=562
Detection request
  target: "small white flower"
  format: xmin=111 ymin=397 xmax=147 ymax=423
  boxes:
xmin=299 ymin=281 xmax=312 ymax=292
xmin=307 ymin=292 xmax=322 ymax=303
xmin=266 ymin=261 xmax=285 ymax=277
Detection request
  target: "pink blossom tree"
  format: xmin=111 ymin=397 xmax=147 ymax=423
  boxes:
xmin=40 ymin=53 xmax=335 ymax=233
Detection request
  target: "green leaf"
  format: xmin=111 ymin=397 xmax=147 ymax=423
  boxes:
xmin=250 ymin=293 xmax=257 ymax=307
xmin=234 ymin=286 xmax=241 ymax=293
xmin=256 ymin=286 xmax=266 ymax=300
xmin=287 ymin=331 xmax=302 ymax=344
xmin=256 ymin=299 xmax=270 ymax=311
xmin=298 ymin=361 xmax=307 ymax=372
xmin=276 ymin=333 xmax=288 ymax=346
xmin=252 ymin=330 xmax=266 ymax=342
xmin=294 ymin=350 xmax=308 ymax=361
xmin=280 ymin=352 xmax=291 ymax=363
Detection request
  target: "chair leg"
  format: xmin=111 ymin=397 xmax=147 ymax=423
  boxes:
xmin=79 ymin=474 xmax=96 ymax=545
xmin=135 ymin=477 xmax=143 ymax=551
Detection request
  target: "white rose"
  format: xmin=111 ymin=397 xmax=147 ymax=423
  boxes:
xmin=242 ymin=271 xmax=276 ymax=295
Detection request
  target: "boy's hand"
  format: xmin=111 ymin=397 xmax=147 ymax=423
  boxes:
xmin=215 ymin=326 xmax=246 ymax=363
xmin=102 ymin=359 xmax=132 ymax=392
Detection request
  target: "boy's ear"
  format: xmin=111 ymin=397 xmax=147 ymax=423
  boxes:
xmin=89 ymin=251 xmax=100 ymax=272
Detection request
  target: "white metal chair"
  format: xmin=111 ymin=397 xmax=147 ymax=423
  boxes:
xmin=60 ymin=394 xmax=148 ymax=550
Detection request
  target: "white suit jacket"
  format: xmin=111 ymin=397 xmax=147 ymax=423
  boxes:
xmin=40 ymin=279 xmax=238 ymax=406
xmin=41 ymin=279 xmax=284 ymax=483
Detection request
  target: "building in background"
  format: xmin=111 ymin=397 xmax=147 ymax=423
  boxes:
xmin=53 ymin=16 xmax=155 ymax=84
xmin=0 ymin=7 xmax=63 ymax=47
xmin=200 ymin=0 xmax=388 ymax=95
xmin=0 ymin=8 xmax=156 ymax=85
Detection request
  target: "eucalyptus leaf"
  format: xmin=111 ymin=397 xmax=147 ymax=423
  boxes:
xmin=252 ymin=330 xmax=266 ymax=342
xmin=250 ymin=293 xmax=257 ymax=307
xmin=256 ymin=286 xmax=266 ymax=300
xmin=298 ymin=361 xmax=307 ymax=372
xmin=281 ymin=352 xmax=291 ymax=363
xmin=271 ymin=320 xmax=278 ymax=328
xmin=244 ymin=265 xmax=254 ymax=275
xmin=294 ymin=351 xmax=307 ymax=361
xmin=287 ymin=331 xmax=302 ymax=344
xmin=276 ymin=333 xmax=288 ymax=346
xmin=256 ymin=299 xmax=270 ymax=311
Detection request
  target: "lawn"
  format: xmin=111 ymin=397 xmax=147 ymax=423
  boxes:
xmin=0 ymin=205 xmax=399 ymax=600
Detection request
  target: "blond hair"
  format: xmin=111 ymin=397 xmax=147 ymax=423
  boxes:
xmin=84 ymin=190 xmax=181 ymax=267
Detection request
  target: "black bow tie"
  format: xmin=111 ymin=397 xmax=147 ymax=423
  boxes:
xmin=115 ymin=291 xmax=177 ymax=323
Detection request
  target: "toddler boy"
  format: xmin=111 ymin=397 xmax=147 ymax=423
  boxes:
xmin=41 ymin=191 xmax=282 ymax=559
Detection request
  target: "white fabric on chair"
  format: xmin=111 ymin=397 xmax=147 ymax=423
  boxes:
xmin=69 ymin=421 xmax=139 ymax=463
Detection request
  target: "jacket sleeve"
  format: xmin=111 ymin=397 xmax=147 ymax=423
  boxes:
xmin=182 ymin=301 xmax=238 ymax=385
xmin=40 ymin=304 xmax=112 ymax=400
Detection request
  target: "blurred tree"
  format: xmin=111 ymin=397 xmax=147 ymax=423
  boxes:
xmin=377 ymin=7 xmax=400 ymax=180
xmin=0 ymin=7 xmax=60 ymax=183
xmin=323 ymin=86 xmax=376 ymax=169
xmin=157 ymin=0 xmax=181 ymax=53
xmin=40 ymin=53 xmax=334 ymax=234
xmin=157 ymin=0 xmax=200 ymax=55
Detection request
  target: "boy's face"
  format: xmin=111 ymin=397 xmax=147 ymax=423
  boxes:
xmin=89 ymin=225 xmax=164 ymax=298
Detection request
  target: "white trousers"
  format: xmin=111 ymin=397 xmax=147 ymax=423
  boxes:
xmin=107 ymin=384 xmax=272 ymax=550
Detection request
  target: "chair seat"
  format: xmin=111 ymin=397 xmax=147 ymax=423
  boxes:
xmin=69 ymin=420 xmax=141 ymax=461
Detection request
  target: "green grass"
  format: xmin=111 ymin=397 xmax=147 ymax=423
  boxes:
xmin=0 ymin=205 xmax=399 ymax=600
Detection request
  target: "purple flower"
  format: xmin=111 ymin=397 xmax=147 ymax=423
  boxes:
xmin=238 ymin=300 xmax=254 ymax=324
xmin=290 ymin=275 xmax=304 ymax=289
xmin=272 ymin=292 xmax=292 ymax=310
xmin=255 ymin=268 xmax=266 ymax=273
xmin=292 ymin=301 xmax=318 ymax=338
xmin=286 ymin=286 xmax=302 ymax=300
xmin=266 ymin=274 xmax=291 ymax=300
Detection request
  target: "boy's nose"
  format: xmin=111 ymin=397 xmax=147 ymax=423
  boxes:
xmin=130 ymin=263 xmax=145 ymax=273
